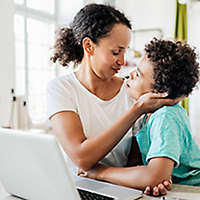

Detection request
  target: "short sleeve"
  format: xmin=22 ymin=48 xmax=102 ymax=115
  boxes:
xmin=46 ymin=78 xmax=77 ymax=119
xmin=146 ymin=113 xmax=182 ymax=167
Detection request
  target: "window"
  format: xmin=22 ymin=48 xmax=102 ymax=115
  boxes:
xmin=14 ymin=0 xmax=24 ymax=5
xmin=14 ymin=0 xmax=57 ymax=124
xmin=27 ymin=0 xmax=55 ymax=15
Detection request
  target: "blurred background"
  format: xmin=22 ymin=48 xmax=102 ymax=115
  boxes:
xmin=0 ymin=0 xmax=200 ymax=142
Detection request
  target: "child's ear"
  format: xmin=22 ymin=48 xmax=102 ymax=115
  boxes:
xmin=82 ymin=37 xmax=95 ymax=55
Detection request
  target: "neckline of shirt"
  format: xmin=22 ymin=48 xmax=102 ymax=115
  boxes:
xmin=72 ymin=72 xmax=125 ymax=104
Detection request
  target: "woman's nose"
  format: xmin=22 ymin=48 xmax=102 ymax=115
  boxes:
xmin=116 ymin=54 xmax=125 ymax=66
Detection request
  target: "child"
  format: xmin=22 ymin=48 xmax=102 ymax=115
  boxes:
xmin=79 ymin=38 xmax=200 ymax=191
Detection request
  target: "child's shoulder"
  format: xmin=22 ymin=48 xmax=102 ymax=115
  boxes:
xmin=147 ymin=104 xmax=190 ymax=133
xmin=151 ymin=104 xmax=187 ymax=120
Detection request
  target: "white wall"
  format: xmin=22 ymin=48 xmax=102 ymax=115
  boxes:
xmin=188 ymin=1 xmax=200 ymax=142
xmin=58 ymin=0 xmax=116 ymax=29
xmin=0 ymin=0 xmax=15 ymax=127
xmin=58 ymin=0 xmax=84 ymax=25
xmin=115 ymin=0 xmax=176 ymax=39
xmin=83 ymin=0 xmax=115 ymax=5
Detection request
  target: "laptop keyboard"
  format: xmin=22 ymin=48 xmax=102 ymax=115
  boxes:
xmin=77 ymin=188 xmax=115 ymax=200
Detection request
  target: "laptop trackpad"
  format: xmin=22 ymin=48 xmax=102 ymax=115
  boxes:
xmin=75 ymin=177 xmax=107 ymax=191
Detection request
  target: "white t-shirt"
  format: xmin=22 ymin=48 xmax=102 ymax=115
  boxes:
xmin=47 ymin=72 xmax=133 ymax=171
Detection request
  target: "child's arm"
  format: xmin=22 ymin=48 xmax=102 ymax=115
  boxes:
xmin=80 ymin=157 xmax=174 ymax=191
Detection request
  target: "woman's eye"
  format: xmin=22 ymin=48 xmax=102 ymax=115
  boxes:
xmin=112 ymin=51 xmax=120 ymax=55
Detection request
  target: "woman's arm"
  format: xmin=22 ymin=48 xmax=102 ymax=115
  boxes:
xmin=80 ymin=157 xmax=174 ymax=191
xmin=51 ymin=102 xmax=142 ymax=171
xmin=51 ymin=92 xmax=179 ymax=171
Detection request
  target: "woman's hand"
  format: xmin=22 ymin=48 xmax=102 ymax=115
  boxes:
xmin=78 ymin=164 xmax=106 ymax=180
xmin=78 ymin=164 xmax=173 ymax=197
xmin=136 ymin=92 xmax=183 ymax=114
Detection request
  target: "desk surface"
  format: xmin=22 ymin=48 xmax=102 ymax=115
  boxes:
xmin=142 ymin=184 xmax=200 ymax=200
xmin=0 ymin=182 xmax=200 ymax=200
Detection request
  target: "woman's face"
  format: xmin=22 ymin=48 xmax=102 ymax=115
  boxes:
xmin=90 ymin=23 xmax=131 ymax=79
xmin=126 ymin=56 xmax=155 ymax=100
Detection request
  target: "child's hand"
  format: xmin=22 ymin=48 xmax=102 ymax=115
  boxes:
xmin=78 ymin=165 xmax=173 ymax=197
xmin=144 ymin=179 xmax=172 ymax=196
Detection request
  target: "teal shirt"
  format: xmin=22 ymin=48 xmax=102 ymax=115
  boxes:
xmin=136 ymin=104 xmax=200 ymax=186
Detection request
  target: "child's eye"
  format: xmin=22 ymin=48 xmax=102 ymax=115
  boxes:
xmin=135 ymin=71 xmax=139 ymax=77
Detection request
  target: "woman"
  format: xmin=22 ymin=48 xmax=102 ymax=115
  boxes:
xmin=47 ymin=4 xmax=178 ymax=195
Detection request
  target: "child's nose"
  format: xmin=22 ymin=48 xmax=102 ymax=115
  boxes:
xmin=130 ymin=70 xmax=136 ymax=80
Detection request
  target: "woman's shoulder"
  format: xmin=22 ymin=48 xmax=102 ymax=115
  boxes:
xmin=47 ymin=72 xmax=79 ymax=96
xmin=48 ymin=73 xmax=76 ymax=88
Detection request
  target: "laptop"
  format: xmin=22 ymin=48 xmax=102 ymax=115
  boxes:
xmin=0 ymin=128 xmax=142 ymax=200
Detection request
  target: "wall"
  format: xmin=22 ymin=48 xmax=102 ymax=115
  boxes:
xmin=0 ymin=0 xmax=15 ymax=127
xmin=58 ymin=0 xmax=84 ymax=25
xmin=188 ymin=1 xmax=200 ymax=142
xmin=115 ymin=0 xmax=176 ymax=39
xmin=83 ymin=0 xmax=115 ymax=5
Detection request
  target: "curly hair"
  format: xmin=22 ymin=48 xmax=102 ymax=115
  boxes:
xmin=51 ymin=4 xmax=132 ymax=67
xmin=145 ymin=38 xmax=200 ymax=99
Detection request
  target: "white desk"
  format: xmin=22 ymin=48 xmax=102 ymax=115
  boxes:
xmin=142 ymin=184 xmax=200 ymax=200
xmin=0 ymin=182 xmax=200 ymax=200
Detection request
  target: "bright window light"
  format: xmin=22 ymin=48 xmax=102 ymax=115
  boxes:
xmin=14 ymin=14 xmax=25 ymax=96
xmin=14 ymin=0 xmax=24 ymax=5
xmin=26 ymin=0 xmax=55 ymax=14
xmin=14 ymin=1 xmax=57 ymax=124
xmin=26 ymin=18 xmax=56 ymax=123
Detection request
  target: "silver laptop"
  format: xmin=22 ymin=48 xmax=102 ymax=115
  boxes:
xmin=0 ymin=128 xmax=142 ymax=200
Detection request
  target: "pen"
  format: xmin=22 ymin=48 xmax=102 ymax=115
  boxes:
xmin=160 ymin=197 xmax=187 ymax=200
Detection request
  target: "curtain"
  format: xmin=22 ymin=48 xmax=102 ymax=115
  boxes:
xmin=174 ymin=0 xmax=189 ymax=114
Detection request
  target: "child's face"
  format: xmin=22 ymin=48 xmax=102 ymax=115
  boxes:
xmin=126 ymin=55 xmax=154 ymax=100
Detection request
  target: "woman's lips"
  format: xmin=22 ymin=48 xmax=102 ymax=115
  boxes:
xmin=112 ymin=67 xmax=121 ymax=73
